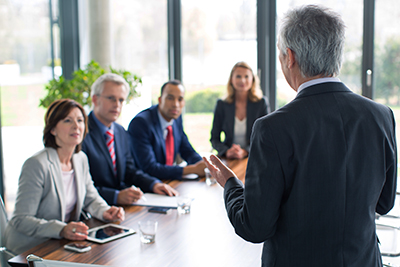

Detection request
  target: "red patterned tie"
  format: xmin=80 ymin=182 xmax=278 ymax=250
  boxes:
xmin=165 ymin=125 xmax=174 ymax=166
xmin=106 ymin=129 xmax=117 ymax=175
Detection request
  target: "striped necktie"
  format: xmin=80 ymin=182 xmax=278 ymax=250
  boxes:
xmin=165 ymin=125 xmax=174 ymax=166
xmin=106 ymin=129 xmax=117 ymax=176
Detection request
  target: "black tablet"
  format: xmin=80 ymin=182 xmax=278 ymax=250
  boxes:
xmin=86 ymin=223 xmax=135 ymax=244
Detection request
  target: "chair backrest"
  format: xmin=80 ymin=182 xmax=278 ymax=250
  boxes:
xmin=27 ymin=255 xmax=114 ymax=267
xmin=0 ymin=195 xmax=8 ymax=247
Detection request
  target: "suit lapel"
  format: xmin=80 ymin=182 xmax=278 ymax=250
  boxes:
xmin=228 ymin=101 xmax=235 ymax=140
xmin=151 ymin=106 xmax=166 ymax=157
xmin=71 ymin=153 xmax=83 ymax=220
xmin=113 ymin=126 xmax=124 ymax=181
xmin=46 ymin=148 xmax=65 ymax=221
xmin=88 ymin=113 xmax=114 ymax=174
xmin=172 ymin=117 xmax=181 ymax=159
xmin=246 ymin=99 xmax=255 ymax=139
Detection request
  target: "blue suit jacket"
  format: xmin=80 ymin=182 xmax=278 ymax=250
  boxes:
xmin=128 ymin=105 xmax=202 ymax=180
xmin=224 ymin=82 xmax=397 ymax=266
xmin=82 ymin=112 xmax=160 ymax=204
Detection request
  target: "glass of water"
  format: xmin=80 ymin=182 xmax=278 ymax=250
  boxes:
xmin=176 ymin=196 xmax=192 ymax=214
xmin=138 ymin=220 xmax=158 ymax=244
xmin=204 ymin=168 xmax=216 ymax=186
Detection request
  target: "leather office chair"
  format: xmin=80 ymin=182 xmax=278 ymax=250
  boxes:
xmin=26 ymin=254 xmax=111 ymax=267
xmin=0 ymin=196 xmax=16 ymax=266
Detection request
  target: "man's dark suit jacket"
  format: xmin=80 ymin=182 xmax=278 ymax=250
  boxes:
xmin=210 ymin=97 xmax=270 ymax=156
xmin=224 ymin=82 xmax=397 ymax=266
xmin=81 ymin=112 xmax=160 ymax=205
xmin=128 ymin=105 xmax=202 ymax=180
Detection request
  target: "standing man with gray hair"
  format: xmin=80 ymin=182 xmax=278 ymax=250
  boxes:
xmin=204 ymin=5 xmax=397 ymax=266
xmin=82 ymin=73 xmax=177 ymax=206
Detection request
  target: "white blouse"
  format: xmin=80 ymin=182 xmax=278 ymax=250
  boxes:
xmin=233 ymin=117 xmax=247 ymax=148
xmin=62 ymin=169 xmax=77 ymax=222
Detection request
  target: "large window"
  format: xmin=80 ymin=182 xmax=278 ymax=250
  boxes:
xmin=181 ymin=0 xmax=257 ymax=153
xmin=0 ymin=0 xmax=54 ymax=215
xmin=276 ymin=0 xmax=363 ymax=108
xmin=110 ymin=0 xmax=168 ymax=128
xmin=374 ymin=0 xmax=400 ymax=189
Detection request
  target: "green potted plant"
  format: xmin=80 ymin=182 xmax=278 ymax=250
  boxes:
xmin=40 ymin=60 xmax=142 ymax=109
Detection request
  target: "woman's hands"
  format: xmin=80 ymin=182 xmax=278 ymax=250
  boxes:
xmin=103 ymin=206 xmax=125 ymax=221
xmin=226 ymin=144 xmax=248 ymax=159
xmin=60 ymin=221 xmax=89 ymax=240
xmin=60 ymin=207 xmax=124 ymax=241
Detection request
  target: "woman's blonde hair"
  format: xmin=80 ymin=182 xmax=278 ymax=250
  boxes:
xmin=225 ymin=61 xmax=263 ymax=103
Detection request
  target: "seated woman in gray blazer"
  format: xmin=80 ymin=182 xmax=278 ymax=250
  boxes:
xmin=4 ymin=99 xmax=125 ymax=254
xmin=210 ymin=61 xmax=270 ymax=159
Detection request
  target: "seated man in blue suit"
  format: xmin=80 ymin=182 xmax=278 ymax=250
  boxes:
xmin=82 ymin=73 xmax=177 ymax=205
xmin=128 ymin=80 xmax=205 ymax=180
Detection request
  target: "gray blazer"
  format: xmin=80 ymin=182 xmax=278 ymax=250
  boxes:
xmin=4 ymin=147 xmax=110 ymax=254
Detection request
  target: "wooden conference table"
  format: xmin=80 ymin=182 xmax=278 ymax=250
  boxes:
xmin=9 ymin=158 xmax=263 ymax=267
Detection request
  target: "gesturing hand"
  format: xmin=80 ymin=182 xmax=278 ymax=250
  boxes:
xmin=203 ymin=155 xmax=238 ymax=188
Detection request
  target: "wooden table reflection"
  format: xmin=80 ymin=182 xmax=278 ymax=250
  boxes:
xmin=9 ymin=158 xmax=261 ymax=267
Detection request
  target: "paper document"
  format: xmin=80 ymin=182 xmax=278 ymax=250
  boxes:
xmin=133 ymin=193 xmax=178 ymax=208
xmin=182 ymin=173 xmax=199 ymax=180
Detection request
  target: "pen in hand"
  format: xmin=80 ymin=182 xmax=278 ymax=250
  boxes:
xmin=131 ymin=185 xmax=147 ymax=202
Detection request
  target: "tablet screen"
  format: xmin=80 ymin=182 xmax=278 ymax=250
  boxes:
xmin=87 ymin=224 xmax=135 ymax=243
xmin=89 ymin=225 xmax=128 ymax=240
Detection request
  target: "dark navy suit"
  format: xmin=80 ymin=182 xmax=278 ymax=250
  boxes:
xmin=128 ymin=105 xmax=202 ymax=180
xmin=224 ymin=82 xmax=397 ymax=266
xmin=82 ymin=112 xmax=160 ymax=205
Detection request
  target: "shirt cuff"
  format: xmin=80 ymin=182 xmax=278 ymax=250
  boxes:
xmin=149 ymin=180 xmax=162 ymax=192
xmin=113 ymin=190 xmax=120 ymax=205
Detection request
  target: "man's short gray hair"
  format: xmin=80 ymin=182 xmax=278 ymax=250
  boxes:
xmin=91 ymin=73 xmax=130 ymax=98
xmin=278 ymin=5 xmax=345 ymax=78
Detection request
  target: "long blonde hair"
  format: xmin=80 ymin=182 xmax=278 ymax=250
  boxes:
xmin=225 ymin=61 xmax=263 ymax=104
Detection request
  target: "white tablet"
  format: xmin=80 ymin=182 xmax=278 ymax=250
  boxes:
xmin=86 ymin=223 xmax=135 ymax=244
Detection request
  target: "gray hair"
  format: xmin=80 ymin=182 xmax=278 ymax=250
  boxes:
xmin=278 ymin=5 xmax=345 ymax=78
xmin=91 ymin=73 xmax=130 ymax=98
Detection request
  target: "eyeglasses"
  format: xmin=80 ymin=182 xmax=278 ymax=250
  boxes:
xmin=98 ymin=95 xmax=125 ymax=104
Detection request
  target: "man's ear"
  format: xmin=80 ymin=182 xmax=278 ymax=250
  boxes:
xmin=158 ymin=96 xmax=161 ymax=105
xmin=287 ymin=48 xmax=296 ymax=69
xmin=92 ymin=94 xmax=98 ymax=106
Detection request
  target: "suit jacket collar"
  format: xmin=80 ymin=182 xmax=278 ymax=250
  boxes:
xmin=296 ymin=82 xmax=351 ymax=99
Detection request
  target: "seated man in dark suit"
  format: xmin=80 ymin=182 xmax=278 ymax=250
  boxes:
xmin=128 ymin=80 xmax=205 ymax=180
xmin=204 ymin=5 xmax=397 ymax=267
xmin=82 ymin=73 xmax=177 ymax=205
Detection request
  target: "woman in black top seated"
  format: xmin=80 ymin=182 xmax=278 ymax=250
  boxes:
xmin=210 ymin=61 xmax=270 ymax=159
